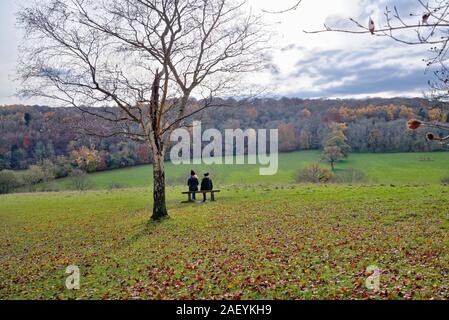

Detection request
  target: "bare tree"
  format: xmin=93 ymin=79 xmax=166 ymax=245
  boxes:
xmin=17 ymin=0 xmax=267 ymax=221
xmin=306 ymin=0 xmax=449 ymax=141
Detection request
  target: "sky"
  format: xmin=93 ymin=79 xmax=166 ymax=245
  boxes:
xmin=0 ymin=0 xmax=433 ymax=105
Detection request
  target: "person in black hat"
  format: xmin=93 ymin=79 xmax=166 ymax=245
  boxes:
xmin=187 ymin=170 xmax=199 ymax=200
xmin=200 ymin=173 xmax=214 ymax=202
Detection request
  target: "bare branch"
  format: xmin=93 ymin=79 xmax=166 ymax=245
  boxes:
xmin=262 ymin=1 xmax=302 ymax=14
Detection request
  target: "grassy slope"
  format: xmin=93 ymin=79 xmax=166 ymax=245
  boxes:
xmin=36 ymin=151 xmax=449 ymax=191
xmin=1 ymin=185 xmax=448 ymax=299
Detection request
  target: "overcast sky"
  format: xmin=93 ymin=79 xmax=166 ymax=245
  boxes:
xmin=0 ymin=0 xmax=432 ymax=105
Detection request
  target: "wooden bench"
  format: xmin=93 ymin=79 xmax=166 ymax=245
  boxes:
xmin=182 ymin=190 xmax=221 ymax=202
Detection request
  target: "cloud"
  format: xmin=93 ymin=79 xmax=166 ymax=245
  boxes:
xmin=263 ymin=43 xmax=431 ymax=98
xmin=0 ymin=0 xmax=438 ymax=104
xmin=298 ymin=65 xmax=429 ymax=98
xmin=247 ymin=0 xmax=435 ymax=99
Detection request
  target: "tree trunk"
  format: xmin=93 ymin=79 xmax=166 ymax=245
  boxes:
xmin=148 ymin=70 xmax=168 ymax=221
xmin=331 ymin=160 xmax=335 ymax=171
xmin=151 ymin=152 xmax=168 ymax=221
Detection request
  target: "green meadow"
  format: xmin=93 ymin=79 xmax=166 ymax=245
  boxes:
xmin=1 ymin=185 xmax=448 ymax=299
xmin=33 ymin=151 xmax=449 ymax=191
xmin=1 ymin=151 xmax=449 ymax=299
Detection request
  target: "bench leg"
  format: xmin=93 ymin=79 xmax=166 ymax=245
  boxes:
xmin=188 ymin=193 xmax=192 ymax=202
xmin=211 ymin=192 xmax=215 ymax=202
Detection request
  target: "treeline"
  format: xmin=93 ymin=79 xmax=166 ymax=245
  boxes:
xmin=0 ymin=97 xmax=448 ymax=173
xmin=201 ymin=97 xmax=448 ymax=153
xmin=0 ymin=106 xmax=151 ymax=173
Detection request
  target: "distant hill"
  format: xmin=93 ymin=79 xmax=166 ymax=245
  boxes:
xmin=1 ymin=97 xmax=448 ymax=172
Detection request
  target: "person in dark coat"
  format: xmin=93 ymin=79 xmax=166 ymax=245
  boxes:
xmin=200 ymin=173 xmax=213 ymax=202
xmin=187 ymin=170 xmax=199 ymax=200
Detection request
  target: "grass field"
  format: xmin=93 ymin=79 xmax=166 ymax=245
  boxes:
xmin=2 ymin=151 xmax=449 ymax=300
xmin=1 ymin=185 xmax=448 ymax=299
xmin=33 ymin=151 xmax=449 ymax=192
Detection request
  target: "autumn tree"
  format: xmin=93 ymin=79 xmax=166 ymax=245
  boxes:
xmin=300 ymin=108 xmax=312 ymax=119
xmin=399 ymin=105 xmax=414 ymax=119
xmin=246 ymin=107 xmax=258 ymax=120
xmin=18 ymin=0 xmax=267 ymax=220
xmin=323 ymin=147 xmax=345 ymax=171
xmin=138 ymin=144 xmax=151 ymax=164
xmin=428 ymin=108 xmax=444 ymax=122
xmin=322 ymin=123 xmax=351 ymax=171
xmin=367 ymin=128 xmax=383 ymax=152
xmin=298 ymin=129 xmax=311 ymax=150
xmin=278 ymin=123 xmax=298 ymax=152
xmin=71 ymin=146 xmax=101 ymax=173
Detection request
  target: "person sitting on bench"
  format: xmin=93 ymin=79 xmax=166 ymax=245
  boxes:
xmin=187 ymin=170 xmax=199 ymax=200
xmin=200 ymin=173 xmax=214 ymax=202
